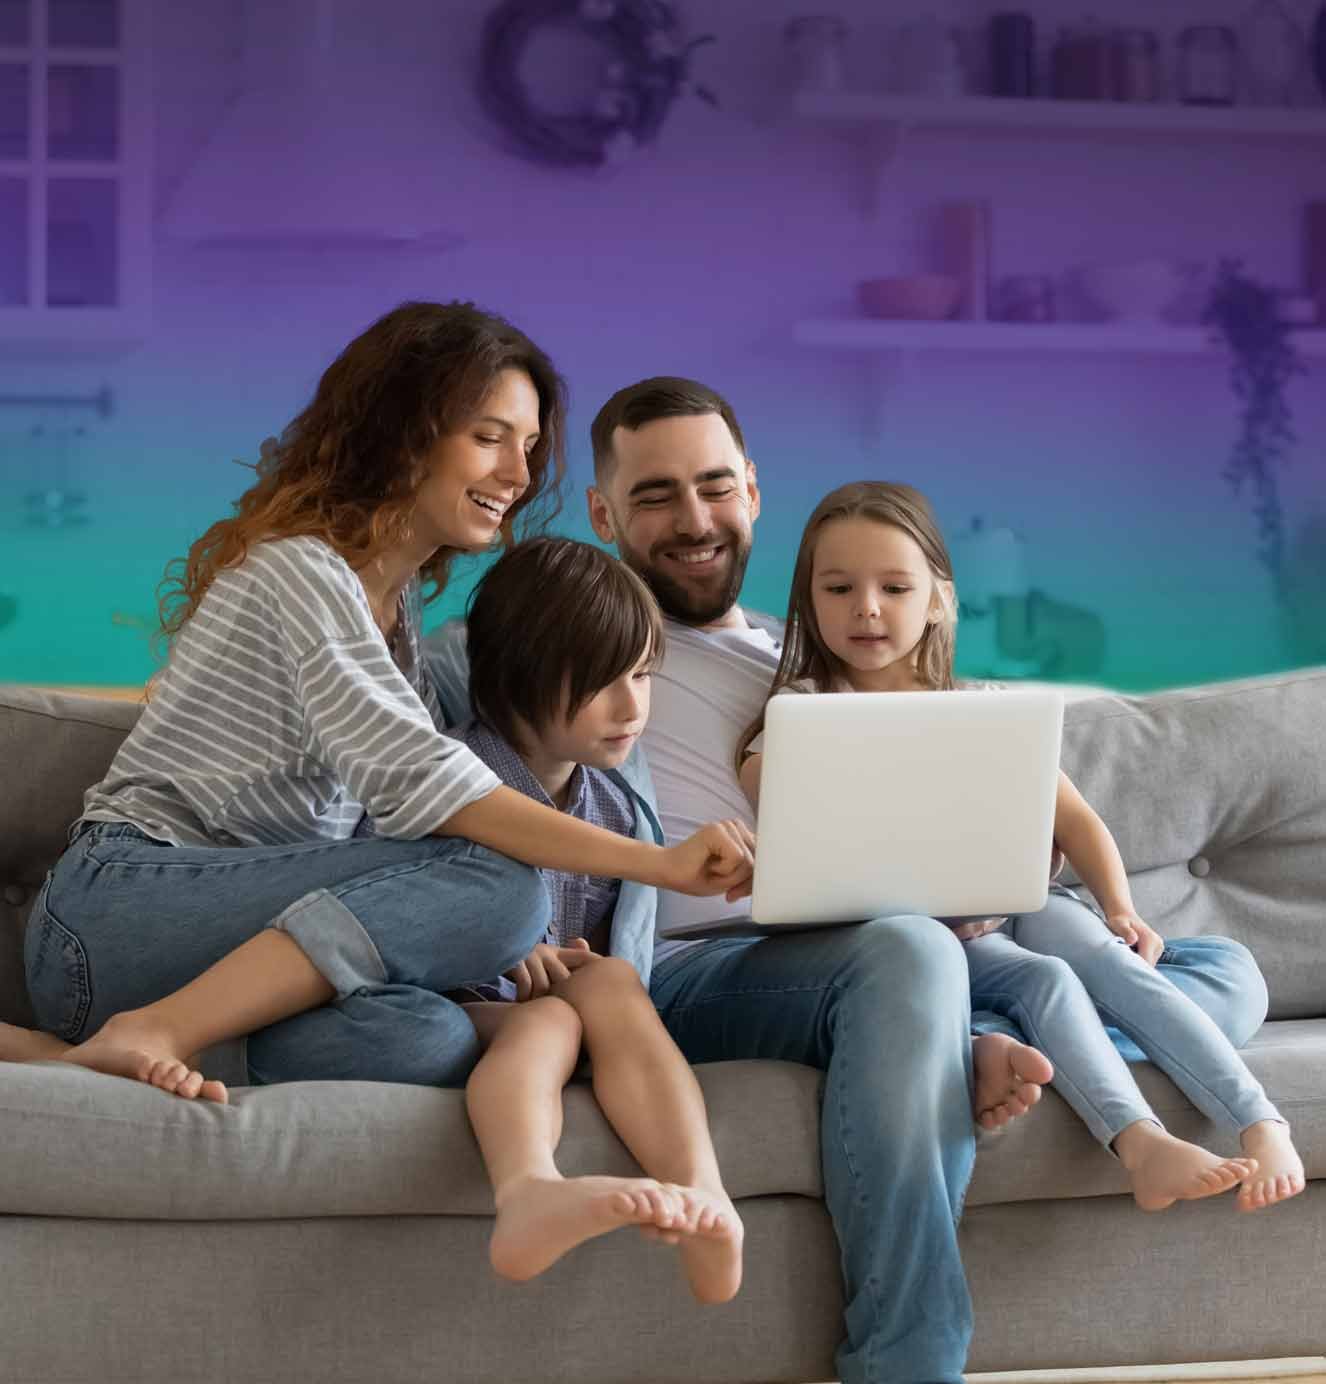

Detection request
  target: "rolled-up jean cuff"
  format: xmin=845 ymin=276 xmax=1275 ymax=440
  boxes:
xmin=270 ymin=888 xmax=389 ymax=998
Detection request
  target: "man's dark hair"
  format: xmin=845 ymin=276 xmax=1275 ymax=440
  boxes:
xmin=466 ymin=537 xmax=663 ymax=750
xmin=590 ymin=376 xmax=747 ymax=483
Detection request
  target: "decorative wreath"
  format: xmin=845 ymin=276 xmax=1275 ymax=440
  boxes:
xmin=478 ymin=0 xmax=716 ymax=167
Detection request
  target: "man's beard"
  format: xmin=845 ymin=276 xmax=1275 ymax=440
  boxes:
xmin=619 ymin=530 xmax=752 ymax=626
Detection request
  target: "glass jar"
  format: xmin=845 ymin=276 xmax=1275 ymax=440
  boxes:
xmin=783 ymin=14 xmax=849 ymax=95
xmin=1178 ymin=25 xmax=1238 ymax=105
xmin=1113 ymin=28 xmax=1162 ymax=102
xmin=989 ymin=13 xmax=1035 ymax=98
xmin=1051 ymin=21 xmax=1115 ymax=100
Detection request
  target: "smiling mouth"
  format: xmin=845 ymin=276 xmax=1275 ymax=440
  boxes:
xmin=467 ymin=491 xmax=507 ymax=520
xmin=664 ymin=544 xmax=725 ymax=567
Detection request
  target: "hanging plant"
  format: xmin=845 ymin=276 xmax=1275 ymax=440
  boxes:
xmin=1202 ymin=259 xmax=1307 ymax=597
xmin=478 ymin=0 xmax=716 ymax=167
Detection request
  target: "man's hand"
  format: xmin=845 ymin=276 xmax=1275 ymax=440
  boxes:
xmin=505 ymin=938 xmax=601 ymax=1002
xmin=1104 ymin=910 xmax=1164 ymax=967
xmin=656 ymin=819 xmax=756 ymax=900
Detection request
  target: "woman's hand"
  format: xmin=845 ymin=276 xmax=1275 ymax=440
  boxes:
xmin=1104 ymin=910 xmax=1165 ymax=967
xmin=657 ymin=820 xmax=756 ymax=900
xmin=505 ymin=938 xmax=601 ymax=1002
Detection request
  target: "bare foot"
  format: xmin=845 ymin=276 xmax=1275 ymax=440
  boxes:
xmin=1115 ymin=1121 xmax=1256 ymax=1212
xmin=671 ymin=1187 xmax=744 ymax=1304
xmin=489 ymin=1174 xmax=684 ymax=1282
xmin=56 ymin=1011 xmax=228 ymax=1103
xmin=1237 ymin=1121 xmax=1306 ymax=1213
xmin=0 ymin=1021 xmax=71 ymax=1063
xmin=972 ymin=1033 xmax=1054 ymax=1132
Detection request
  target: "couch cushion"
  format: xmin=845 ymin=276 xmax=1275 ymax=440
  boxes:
xmin=0 ymin=1058 xmax=823 ymax=1219
xmin=1059 ymin=668 xmax=1326 ymax=1020
xmin=3 ymin=1020 xmax=1323 ymax=1220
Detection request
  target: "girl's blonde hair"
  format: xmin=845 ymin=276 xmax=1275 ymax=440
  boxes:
xmin=734 ymin=480 xmax=958 ymax=771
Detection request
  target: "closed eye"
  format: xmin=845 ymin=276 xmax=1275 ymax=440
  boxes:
xmin=636 ymin=487 xmax=735 ymax=508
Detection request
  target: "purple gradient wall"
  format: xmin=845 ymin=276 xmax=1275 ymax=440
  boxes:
xmin=2 ymin=0 xmax=1324 ymax=689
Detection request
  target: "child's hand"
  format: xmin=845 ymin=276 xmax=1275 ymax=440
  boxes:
xmin=1104 ymin=910 xmax=1164 ymax=967
xmin=505 ymin=940 xmax=602 ymax=1002
xmin=659 ymin=820 xmax=756 ymax=900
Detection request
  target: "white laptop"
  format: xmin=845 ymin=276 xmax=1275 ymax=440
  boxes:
xmin=659 ymin=688 xmax=1064 ymax=940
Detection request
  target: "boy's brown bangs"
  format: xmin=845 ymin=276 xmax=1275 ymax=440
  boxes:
xmin=562 ymin=563 xmax=663 ymax=721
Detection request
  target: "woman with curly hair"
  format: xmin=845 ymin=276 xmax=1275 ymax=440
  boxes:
xmin=2 ymin=301 xmax=753 ymax=1102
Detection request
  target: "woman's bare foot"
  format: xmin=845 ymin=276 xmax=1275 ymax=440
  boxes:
xmin=56 ymin=1011 xmax=228 ymax=1103
xmin=973 ymin=1033 xmax=1054 ymax=1132
xmin=1115 ymin=1120 xmax=1256 ymax=1212
xmin=488 ymin=1174 xmax=684 ymax=1282
xmin=0 ymin=1021 xmax=71 ymax=1063
xmin=1237 ymin=1121 xmax=1305 ymax=1212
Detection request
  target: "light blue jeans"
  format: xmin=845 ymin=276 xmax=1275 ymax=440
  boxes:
xmin=24 ymin=820 xmax=550 ymax=1086
xmin=964 ymin=892 xmax=1281 ymax=1147
xmin=651 ymin=918 xmax=1270 ymax=1384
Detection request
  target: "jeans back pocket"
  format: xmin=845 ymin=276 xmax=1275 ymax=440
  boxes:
xmin=23 ymin=876 xmax=93 ymax=1042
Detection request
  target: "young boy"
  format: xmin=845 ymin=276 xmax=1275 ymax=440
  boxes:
xmin=449 ymin=537 xmax=745 ymax=1303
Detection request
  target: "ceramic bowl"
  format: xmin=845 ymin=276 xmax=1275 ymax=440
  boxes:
xmin=857 ymin=274 xmax=962 ymax=321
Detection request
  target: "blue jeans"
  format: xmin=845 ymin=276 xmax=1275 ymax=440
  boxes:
xmin=24 ymin=821 xmax=549 ymax=1086
xmin=651 ymin=922 xmax=1269 ymax=1384
xmin=965 ymin=895 xmax=1280 ymax=1146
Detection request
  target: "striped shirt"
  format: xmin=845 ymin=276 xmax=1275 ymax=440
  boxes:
xmin=80 ymin=535 xmax=501 ymax=847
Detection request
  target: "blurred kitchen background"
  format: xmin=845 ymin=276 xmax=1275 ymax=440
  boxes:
xmin=2 ymin=0 xmax=1325 ymax=691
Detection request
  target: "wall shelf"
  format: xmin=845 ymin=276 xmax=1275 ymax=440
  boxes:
xmin=792 ymin=91 xmax=1326 ymax=143
xmin=793 ymin=320 xmax=1326 ymax=357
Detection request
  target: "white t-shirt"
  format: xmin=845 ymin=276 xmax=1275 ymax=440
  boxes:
xmin=641 ymin=612 xmax=782 ymax=961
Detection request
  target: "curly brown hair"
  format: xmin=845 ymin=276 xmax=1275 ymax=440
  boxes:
xmin=156 ymin=300 xmax=568 ymax=648
xmin=734 ymin=481 xmax=959 ymax=772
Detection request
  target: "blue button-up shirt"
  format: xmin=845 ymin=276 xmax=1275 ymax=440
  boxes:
xmin=455 ymin=718 xmax=636 ymax=953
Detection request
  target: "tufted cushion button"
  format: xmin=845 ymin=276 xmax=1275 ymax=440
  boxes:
xmin=1188 ymin=856 xmax=1211 ymax=878
xmin=2 ymin=883 xmax=28 ymax=907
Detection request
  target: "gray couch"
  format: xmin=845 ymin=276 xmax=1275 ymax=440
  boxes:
xmin=2 ymin=669 xmax=1324 ymax=1384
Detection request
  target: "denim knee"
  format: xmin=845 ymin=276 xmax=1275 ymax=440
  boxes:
xmin=843 ymin=916 xmax=969 ymax=1020
xmin=1190 ymin=936 xmax=1269 ymax=1045
xmin=1013 ymin=950 xmax=1078 ymax=997
xmin=470 ymin=847 xmax=551 ymax=975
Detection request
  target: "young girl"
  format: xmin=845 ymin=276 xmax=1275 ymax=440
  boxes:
xmin=735 ymin=480 xmax=1304 ymax=1215
xmin=0 ymin=300 xmax=753 ymax=1108
xmin=446 ymin=535 xmax=742 ymax=1302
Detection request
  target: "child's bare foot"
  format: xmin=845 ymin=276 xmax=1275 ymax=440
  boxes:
xmin=671 ymin=1187 xmax=744 ymax=1304
xmin=1237 ymin=1121 xmax=1305 ymax=1212
xmin=56 ymin=1011 xmax=228 ymax=1103
xmin=489 ymin=1174 xmax=684 ymax=1282
xmin=973 ymin=1033 xmax=1054 ymax=1132
xmin=1115 ymin=1120 xmax=1256 ymax=1212
xmin=0 ymin=1021 xmax=71 ymax=1063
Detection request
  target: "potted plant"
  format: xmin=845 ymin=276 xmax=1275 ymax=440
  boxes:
xmin=1202 ymin=259 xmax=1306 ymax=599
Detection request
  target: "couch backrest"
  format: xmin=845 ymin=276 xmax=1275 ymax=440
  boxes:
xmin=1 ymin=687 xmax=142 ymax=1025
xmin=1056 ymin=667 xmax=1326 ymax=1019
xmin=2 ymin=668 xmax=1324 ymax=1026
